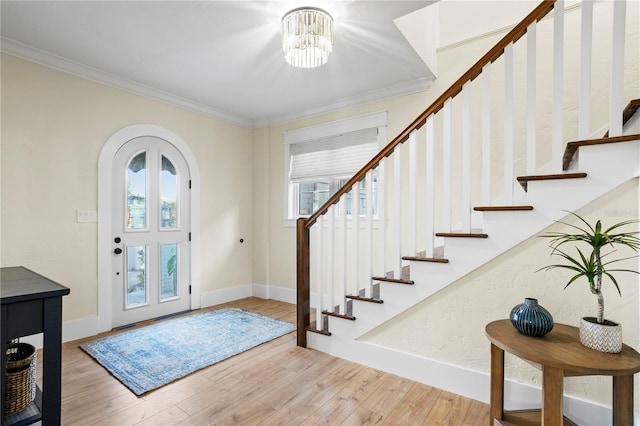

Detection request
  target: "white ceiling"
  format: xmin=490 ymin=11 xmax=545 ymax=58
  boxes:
xmin=0 ymin=1 xmax=437 ymax=127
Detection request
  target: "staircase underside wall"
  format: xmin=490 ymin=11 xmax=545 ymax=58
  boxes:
xmin=355 ymin=178 xmax=640 ymax=422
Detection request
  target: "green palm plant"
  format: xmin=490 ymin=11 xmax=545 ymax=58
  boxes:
xmin=539 ymin=211 xmax=640 ymax=324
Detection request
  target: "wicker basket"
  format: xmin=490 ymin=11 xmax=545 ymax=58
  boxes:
xmin=4 ymin=342 xmax=37 ymax=415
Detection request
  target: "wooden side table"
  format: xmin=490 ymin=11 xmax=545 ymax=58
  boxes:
xmin=486 ymin=319 xmax=640 ymax=426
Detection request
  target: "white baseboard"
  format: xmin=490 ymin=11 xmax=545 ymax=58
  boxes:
xmin=251 ymin=283 xmax=296 ymax=304
xmin=55 ymin=283 xmax=295 ymax=345
xmin=316 ymin=338 xmax=614 ymax=426
xmin=199 ymin=284 xmax=253 ymax=308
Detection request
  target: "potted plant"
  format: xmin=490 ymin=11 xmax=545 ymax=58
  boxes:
xmin=539 ymin=211 xmax=640 ymax=353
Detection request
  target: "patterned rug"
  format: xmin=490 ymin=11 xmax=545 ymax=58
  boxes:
xmin=80 ymin=307 xmax=295 ymax=395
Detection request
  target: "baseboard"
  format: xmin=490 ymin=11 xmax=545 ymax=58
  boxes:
xmin=199 ymin=284 xmax=253 ymax=308
xmin=53 ymin=284 xmax=293 ymax=345
xmin=330 ymin=340 xmax=613 ymax=426
xmin=251 ymin=283 xmax=296 ymax=304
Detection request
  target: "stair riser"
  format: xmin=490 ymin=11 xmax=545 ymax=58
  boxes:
xmin=577 ymin=140 xmax=640 ymax=183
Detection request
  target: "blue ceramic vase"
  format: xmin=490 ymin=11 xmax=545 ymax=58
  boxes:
xmin=510 ymin=298 xmax=554 ymax=337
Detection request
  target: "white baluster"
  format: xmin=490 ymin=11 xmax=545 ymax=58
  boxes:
xmin=409 ymin=131 xmax=417 ymax=255
xmin=526 ymin=22 xmax=537 ymax=174
xmin=553 ymin=0 xmax=564 ymax=172
xmin=443 ymin=99 xmax=452 ymax=231
xmin=340 ymin=192 xmax=347 ymax=311
xmin=394 ymin=146 xmax=402 ymax=278
xmin=378 ymin=159 xmax=387 ymax=280
xmin=504 ymin=42 xmax=514 ymax=204
xmin=609 ymin=0 xmax=626 ymax=137
xmin=351 ymin=183 xmax=359 ymax=295
xmin=365 ymin=170 xmax=374 ymax=295
xmin=425 ymin=116 xmax=435 ymax=258
xmin=462 ymin=82 xmax=471 ymax=231
xmin=579 ymin=0 xmax=593 ymax=139
xmin=315 ymin=216 xmax=324 ymax=328
xmin=328 ymin=205 xmax=335 ymax=313
xmin=482 ymin=64 xmax=491 ymax=205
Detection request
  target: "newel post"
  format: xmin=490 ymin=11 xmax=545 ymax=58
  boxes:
xmin=296 ymin=218 xmax=310 ymax=347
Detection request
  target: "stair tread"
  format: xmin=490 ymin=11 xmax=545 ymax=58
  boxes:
xmin=322 ymin=310 xmax=356 ymax=321
xmin=372 ymin=276 xmax=415 ymax=284
xmin=473 ymin=205 xmax=533 ymax=211
xmin=402 ymin=255 xmax=449 ymax=263
xmin=516 ymin=172 xmax=587 ymax=191
xmin=346 ymin=295 xmax=384 ymax=304
xmin=435 ymin=232 xmax=488 ymax=238
xmin=562 ymin=133 xmax=640 ymax=171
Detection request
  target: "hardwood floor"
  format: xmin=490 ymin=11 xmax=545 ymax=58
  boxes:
xmin=49 ymin=297 xmax=488 ymax=425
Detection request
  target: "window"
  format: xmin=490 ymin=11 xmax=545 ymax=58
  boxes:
xmin=284 ymin=112 xmax=387 ymax=224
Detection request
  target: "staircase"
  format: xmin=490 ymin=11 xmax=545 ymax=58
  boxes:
xmin=296 ymin=1 xmax=639 ymax=422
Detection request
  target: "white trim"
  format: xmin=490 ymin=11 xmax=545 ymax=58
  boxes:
xmin=98 ymin=124 xmax=201 ymax=333
xmin=1 ymin=38 xmax=432 ymax=128
xmin=1 ymin=38 xmax=253 ymax=128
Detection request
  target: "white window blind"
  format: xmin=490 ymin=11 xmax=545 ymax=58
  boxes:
xmin=289 ymin=127 xmax=379 ymax=182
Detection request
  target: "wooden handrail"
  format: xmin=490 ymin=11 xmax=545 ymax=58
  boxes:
xmin=303 ymin=0 xmax=556 ymax=229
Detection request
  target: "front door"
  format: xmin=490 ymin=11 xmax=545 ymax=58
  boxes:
xmin=112 ymin=136 xmax=190 ymax=327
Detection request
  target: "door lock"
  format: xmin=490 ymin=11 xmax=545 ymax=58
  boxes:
xmin=114 ymin=248 xmax=123 ymax=255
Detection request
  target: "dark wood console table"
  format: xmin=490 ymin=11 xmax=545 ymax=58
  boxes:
xmin=486 ymin=319 xmax=640 ymax=426
xmin=1 ymin=267 xmax=70 ymax=426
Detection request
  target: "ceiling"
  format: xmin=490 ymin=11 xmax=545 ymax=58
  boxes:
xmin=0 ymin=1 xmax=437 ymax=127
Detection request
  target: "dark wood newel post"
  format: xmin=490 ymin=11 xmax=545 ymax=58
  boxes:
xmin=296 ymin=218 xmax=310 ymax=347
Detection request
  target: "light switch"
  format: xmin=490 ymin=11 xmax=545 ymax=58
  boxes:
xmin=77 ymin=209 xmax=98 ymax=223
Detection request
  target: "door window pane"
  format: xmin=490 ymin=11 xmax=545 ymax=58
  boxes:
xmin=160 ymin=155 xmax=178 ymax=229
xmin=126 ymin=245 xmax=148 ymax=308
xmin=160 ymin=243 xmax=178 ymax=301
xmin=127 ymin=152 xmax=147 ymax=230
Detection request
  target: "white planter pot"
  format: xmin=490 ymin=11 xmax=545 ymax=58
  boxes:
xmin=579 ymin=317 xmax=622 ymax=353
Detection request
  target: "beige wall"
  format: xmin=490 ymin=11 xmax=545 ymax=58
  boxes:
xmin=1 ymin=54 xmax=254 ymax=322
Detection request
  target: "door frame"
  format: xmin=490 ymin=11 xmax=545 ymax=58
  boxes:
xmin=98 ymin=124 xmax=201 ymax=332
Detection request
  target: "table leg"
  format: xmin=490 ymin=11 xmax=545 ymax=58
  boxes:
xmin=490 ymin=343 xmax=504 ymax=425
xmin=42 ymin=297 xmax=63 ymax=426
xmin=542 ymin=366 xmax=563 ymax=426
xmin=612 ymin=375 xmax=633 ymax=426
xmin=1 ymin=306 xmax=8 ymax=426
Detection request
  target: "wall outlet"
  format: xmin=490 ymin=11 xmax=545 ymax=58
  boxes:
xmin=77 ymin=209 xmax=98 ymax=223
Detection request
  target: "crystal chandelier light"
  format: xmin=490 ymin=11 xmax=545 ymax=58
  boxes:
xmin=281 ymin=7 xmax=334 ymax=69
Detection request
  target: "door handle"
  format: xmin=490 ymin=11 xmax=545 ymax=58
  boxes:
xmin=114 ymin=248 xmax=123 ymax=255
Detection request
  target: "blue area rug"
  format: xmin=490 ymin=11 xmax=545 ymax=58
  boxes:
xmin=80 ymin=307 xmax=295 ymax=395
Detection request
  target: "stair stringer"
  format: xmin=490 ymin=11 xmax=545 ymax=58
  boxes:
xmin=306 ymin=138 xmax=639 ymax=422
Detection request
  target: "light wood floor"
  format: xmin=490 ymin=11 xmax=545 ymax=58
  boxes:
xmin=50 ymin=297 xmax=489 ymax=425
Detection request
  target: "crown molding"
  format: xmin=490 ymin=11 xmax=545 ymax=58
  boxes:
xmin=2 ymin=37 xmax=434 ymax=129
xmin=1 ymin=37 xmax=255 ymax=128
xmin=256 ymin=76 xmax=434 ymax=128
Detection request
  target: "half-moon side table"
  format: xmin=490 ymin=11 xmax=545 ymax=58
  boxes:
xmin=486 ymin=319 xmax=640 ymax=426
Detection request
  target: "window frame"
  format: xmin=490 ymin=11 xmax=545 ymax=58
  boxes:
xmin=283 ymin=112 xmax=387 ymax=227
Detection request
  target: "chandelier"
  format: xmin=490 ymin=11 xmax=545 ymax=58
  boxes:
xmin=281 ymin=7 xmax=334 ymax=69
